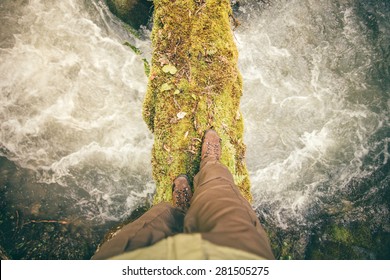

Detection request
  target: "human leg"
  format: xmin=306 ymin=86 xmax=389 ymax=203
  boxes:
xmin=92 ymin=175 xmax=193 ymax=260
xmin=92 ymin=202 xmax=185 ymax=260
xmin=184 ymin=130 xmax=274 ymax=259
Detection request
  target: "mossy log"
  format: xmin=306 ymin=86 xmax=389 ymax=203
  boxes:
xmin=143 ymin=0 xmax=251 ymax=204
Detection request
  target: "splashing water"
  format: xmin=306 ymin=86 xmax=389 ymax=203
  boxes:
xmin=239 ymin=0 xmax=389 ymax=225
xmin=0 ymin=0 xmax=154 ymax=227
xmin=238 ymin=0 xmax=390 ymax=258
xmin=0 ymin=0 xmax=389 ymax=259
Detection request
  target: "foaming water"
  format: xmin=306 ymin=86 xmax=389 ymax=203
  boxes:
xmin=0 ymin=0 xmax=154 ymax=222
xmin=238 ymin=0 xmax=389 ymax=229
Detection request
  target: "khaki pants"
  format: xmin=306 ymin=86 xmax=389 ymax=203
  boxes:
xmin=92 ymin=160 xmax=274 ymax=260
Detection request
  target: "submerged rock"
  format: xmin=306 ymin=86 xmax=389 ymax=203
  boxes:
xmin=105 ymin=0 xmax=153 ymax=29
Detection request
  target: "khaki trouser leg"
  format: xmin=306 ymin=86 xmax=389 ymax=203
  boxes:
xmin=92 ymin=202 xmax=184 ymax=260
xmin=184 ymin=160 xmax=275 ymax=259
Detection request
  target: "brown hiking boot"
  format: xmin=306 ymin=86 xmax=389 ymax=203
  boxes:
xmin=172 ymin=175 xmax=193 ymax=211
xmin=201 ymin=129 xmax=222 ymax=161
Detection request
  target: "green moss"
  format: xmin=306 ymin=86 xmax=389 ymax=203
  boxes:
xmin=123 ymin=42 xmax=151 ymax=78
xmin=124 ymin=41 xmax=142 ymax=54
xmin=305 ymin=222 xmax=381 ymax=259
xmin=123 ymin=22 xmax=142 ymax=39
xmin=331 ymin=226 xmax=352 ymax=243
xmin=142 ymin=58 xmax=150 ymax=77
xmin=143 ymin=0 xmax=251 ymax=204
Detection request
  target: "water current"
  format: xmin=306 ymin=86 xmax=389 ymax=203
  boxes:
xmin=0 ymin=0 xmax=389 ymax=259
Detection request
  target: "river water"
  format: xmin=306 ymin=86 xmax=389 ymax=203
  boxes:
xmin=0 ymin=0 xmax=389 ymax=259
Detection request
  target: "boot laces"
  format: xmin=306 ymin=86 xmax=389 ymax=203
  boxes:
xmin=174 ymin=188 xmax=191 ymax=209
xmin=205 ymin=141 xmax=220 ymax=159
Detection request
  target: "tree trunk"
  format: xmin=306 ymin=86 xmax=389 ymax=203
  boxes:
xmin=143 ymin=0 xmax=252 ymax=204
